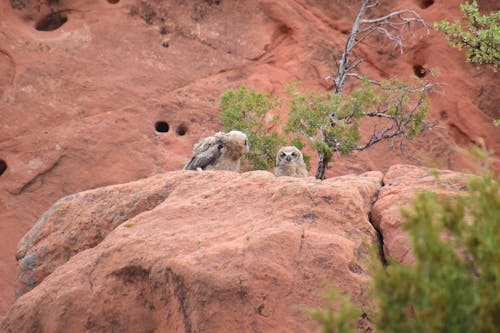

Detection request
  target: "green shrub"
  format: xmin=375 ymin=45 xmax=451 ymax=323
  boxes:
xmin=220 ymin=86 xmax=309 ymax=171
xmin=435 ymin=1 xmax=500 ymax=68
xmin=313 ymin=164 xmax=499 ymax=332
xmin=285 ymin=78 xmax=431 ymax=160
xmin=219 ymin=79 xmax=431 ymax=178
xmin=374 ymin=173 xmax=498 ymax=332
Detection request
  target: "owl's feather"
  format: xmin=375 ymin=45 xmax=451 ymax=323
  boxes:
xmin=184 ymin=131 xmax=249 ymax=171
xmin=184 ymin=136 xmax=224 ymax=171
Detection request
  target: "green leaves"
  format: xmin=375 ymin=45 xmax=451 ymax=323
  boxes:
xmin=285 ymin=79 xmax=430 ymax=155
xmin=286 ymin=89 xmax=339 ymax=138
xmin=220 ymin=79 xmax=431 ymax=176
xmin=435 ymin=1 xmax=500 ymax=69
xmin=313 ymin=168 xmax=499 ymax=333
xmin=372 ymin=168 xmax=500 ymax=333
xmin=219 ymin=86 xmax=288 ymax=171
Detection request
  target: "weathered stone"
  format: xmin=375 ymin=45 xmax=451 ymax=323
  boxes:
xmin=371 ymin=164 xmax=470 ymax=264
xmin=2 ymin=170 xmax=382 ymax=332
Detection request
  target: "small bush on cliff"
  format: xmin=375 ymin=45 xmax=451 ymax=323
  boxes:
xmin=372 ymin=174 xmax=499 ymax=333
xmin=313 ymin=149 xmax=500 ymax=332
xmin=435 ymin=1 xmax=500 ymax=69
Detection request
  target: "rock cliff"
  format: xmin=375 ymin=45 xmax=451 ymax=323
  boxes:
xmin=0 ymin=0 xmax=498 ymax=317
xmin=1 ymin=165 xmax=471 ymax=332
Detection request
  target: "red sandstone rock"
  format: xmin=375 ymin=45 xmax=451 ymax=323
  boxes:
xmin=2 ymin=170 xmax=382 ymax=332
xmin=371 ymin=164 xmax=470 ymax=265
xmin=15 ymin=173 xmax=189 ymax=292
xmin=0 ymin=0 xmax=498 ymax=316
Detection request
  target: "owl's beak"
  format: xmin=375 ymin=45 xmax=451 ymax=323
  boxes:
xmin=286 ymin=155 xmax=292 ymax=162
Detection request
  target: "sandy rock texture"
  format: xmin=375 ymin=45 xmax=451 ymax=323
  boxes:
xmin=1 ymin=0 xmax=499 ymax=315
xmin=2 ymin=170 xmax=382 ymax=333
xmin=371 ymin=164 xmax=470 ymax=265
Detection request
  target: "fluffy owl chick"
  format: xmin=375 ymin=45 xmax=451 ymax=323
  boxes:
xmin=274 ymin=146 xmax=308 ymax=177
xmin=184 ymin=130 xmax=249 ymax=171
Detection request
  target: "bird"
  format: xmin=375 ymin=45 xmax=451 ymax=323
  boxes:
xmin=274 ymin=146 xmax=308 ymax=177
xmin=184 ymin=130 xmax=250 ymax=172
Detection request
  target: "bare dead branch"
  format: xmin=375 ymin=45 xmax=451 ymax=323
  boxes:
xmin=346 ymin=72 xmax=382 ymax=85
xmin=366 ymin=1 xmax=380 ymax=9
xmin=353 ymin=125 xmax=402 ymax=151
xmin=364 ymin=111 xmax=395 ymax=119
xmin=332 ymin=53 xmax=340 ymax=70
xmin=313 ymin=0 xmax=437 ymax=179
xmin=332 ymin=1 xmax=429 ymax=95
xmin=355 ymin=26 xmax=404 ymax=52
xmin=360 ymin=9 xmax=428 ymax=27
xmin=347 ymin=57 xmax=364 ymax=72
xmin=356 ymin=9 xmax=430 ymax=53
xmin=333 ymin=0 xmax=370 ymax=94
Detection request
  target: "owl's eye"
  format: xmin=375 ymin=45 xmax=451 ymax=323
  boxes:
xmin=280 ymin=153 xmax=286 ymax=158
xmin=291 ymin=152 xmax=297 ymax=157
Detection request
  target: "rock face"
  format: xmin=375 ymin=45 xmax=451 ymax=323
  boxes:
xmin=15 ymin=174 xmax=179 ymax=291
xmin=2 ymin=170 xmax=383 ymax=333
xmin=1 ymin=165 xmax=475 ymax=332
xmin=371 ymin=165 xmax=470 ymax=265
xmin=1 ymin=0 xmax=499 ymax=316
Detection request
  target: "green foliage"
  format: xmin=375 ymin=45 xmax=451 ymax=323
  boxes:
xmin=313 ymin=161 xmax=499 ymax=332
xmin=310 ymin=289 xmax=361 ymax=333
xmin=285 ymin=88 xmax=340 ymax=138
xmin=285 ymin=79 xmax=430 ymax=156
xmin=219 ymin=86 xmax=287 ymax=170
xmin=220 ymin=79 xmax=430 ymax=176
xmin=435 ymin=1 xmax=500 ymax=68
xmin=374 ymin=171 xmax=499 ymax=332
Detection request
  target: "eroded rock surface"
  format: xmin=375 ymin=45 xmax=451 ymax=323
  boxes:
xmin=3 ymin=170 xmax=382 ymax=333
xmin=1 ymin=0 xmax=498 ymax=316
xmin=371 ymin=164 xmax=470 ymax=264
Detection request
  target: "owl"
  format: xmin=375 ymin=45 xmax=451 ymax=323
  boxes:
xmin=274 ymin=146 xmax=308 ymax=177
xmin=184 ymin=130 xmax=249 ymax=171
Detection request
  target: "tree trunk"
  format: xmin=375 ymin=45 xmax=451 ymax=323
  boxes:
xmin=334 ymin=0 xmax=369 ymax=94
xmin=315 ymin=0 xmax=368 ymax=179
xmin=315 ymin=151 xmax=328 ymax=180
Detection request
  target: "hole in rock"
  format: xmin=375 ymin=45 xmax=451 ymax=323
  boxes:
xmin=176 ymin=124 xmax=188 ymax=136
xmin=0 ymin=160 xmax=7 ymax=176
xmin=159 ymin=26 xmax=168 ymax=35
xmin=108 ymin=0 xmax=120 ymax=4
xmin=35 ymin=11 xmax=68 ymax=31
xmin=418 ymin=0 xmax=434 ymax=9
xmin=279 ymin=25 xmax=291 ymax=34
xmin=155 ymin=121 xmax=169 ymax=133
xmin=440 ymin=110 xmax=449 ymax=120
xmin=413 ymin=64 xmax=427 ymax=78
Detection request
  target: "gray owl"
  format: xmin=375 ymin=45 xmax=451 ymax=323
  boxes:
xmin=274 ymin=146 xmax=308 ymax=177
xmin=184 ymin=130 xmax=249 ymax=171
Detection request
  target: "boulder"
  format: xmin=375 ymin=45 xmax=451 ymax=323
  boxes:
xmin=2 ymin=170 xmax=382 ymax=333
xmin=371 ymin=164 xmax=470 ymax=264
